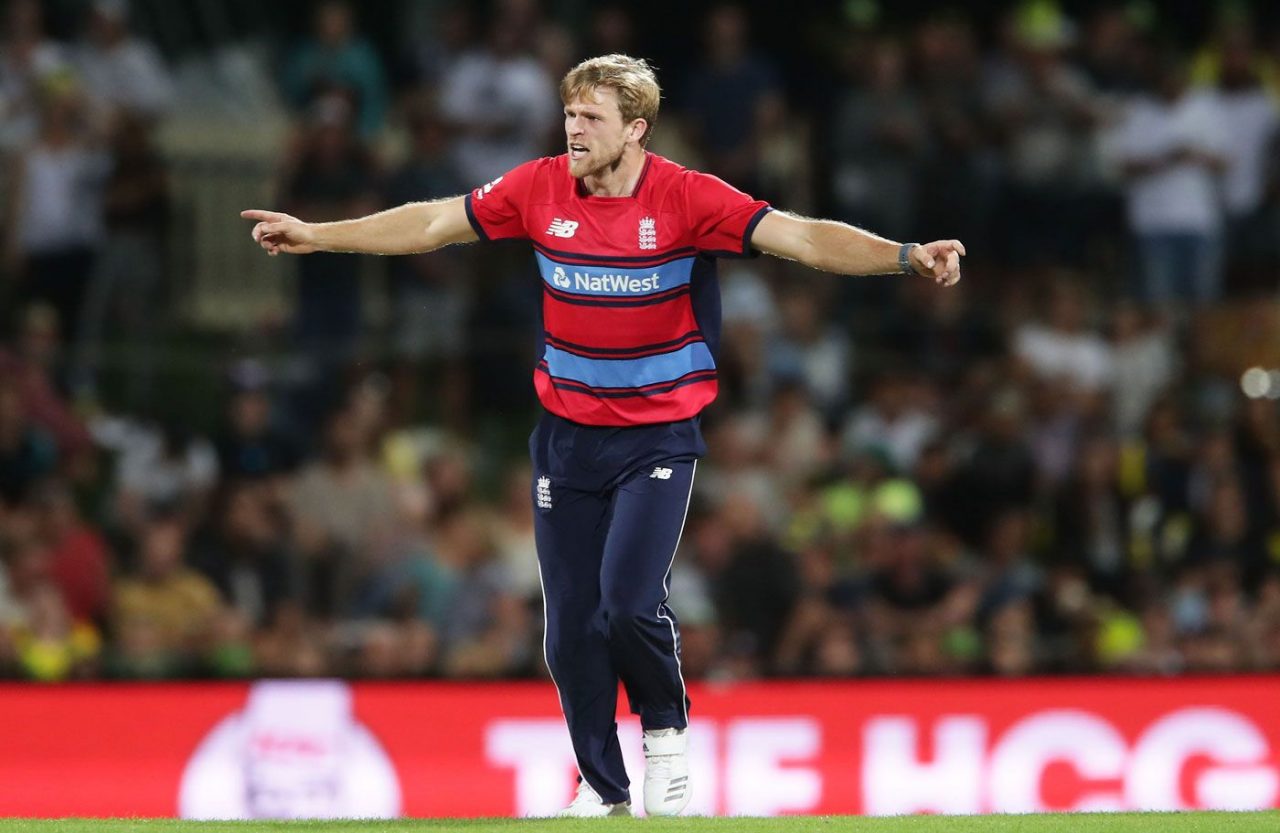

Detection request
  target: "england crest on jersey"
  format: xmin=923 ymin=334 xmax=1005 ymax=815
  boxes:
xmin=639 ymin=216 xmax=657 ymax=250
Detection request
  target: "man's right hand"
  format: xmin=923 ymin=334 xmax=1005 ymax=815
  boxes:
xmin=240 ymin=209 xmax=319 ymax=255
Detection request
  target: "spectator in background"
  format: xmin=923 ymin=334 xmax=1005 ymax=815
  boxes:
xmin=983 ymin=598 xmax=1038 ymax=676
xmin=881 ymin=276 xmax=1003 ymax=379
xmin=189 ymin=480 xmax=295 ymax=630
xmin=773 ymin=542 xmax=860 ymax=677
xmin=1204 ymin=23 xmax=1280 ymax=292
xmin=535 ymin=21 xmax=576 ymax=85
xmin=4 ymin=77 xmax=109 ymax=344
xmin=913 ymin=13 xmax=996 ymax=262
xmin=1078 ymin=7 xmax=1147 ymax=96
xmin=977 ymin=509 xmax=1043 ymax=622
xmin=1236 ymin=398 xmax=1280 ymax=525
xmin=34 ymin=479 xmax=111 ymax=627
xmin=950 ymin=388 xmax=1038 ymax=546
xmin=0 ymin=0 xmax=68 ymax=151
xmin=762 ymin=382 xmax=832 ymax=491
xmin=696 ymin=414 xmax=782 ymax=526
xmin=1259 ymin=457 xmax=1280 ymax=578
xmin=1054 ymin=437 xmax=1126 ymax=598
xmin=1112 ymin=49 xmax=1227 ymax=308
xmin=435 ymin=508 xmax=529 ymax=678
xmin=381 ymin=106 xmax=468 ymax=428
xmin=282 ymin=1 xmax=387 ymax=139
xmin=71 ymin=109 xmax=170 ymax=409
xmin=72 ymin=0 xmax=173 ymax=120
xmin=683 ymin=5 xmax=781 ymax=193
xmin=755 ymin=93 xmax=812 ymax=214
xmin=438 ymin=13 xmax=556 ymax=187
xmin=1185 ymin=478 xmax=1263 ymax=582
xmin=9 ymin=580 xmax=100 ymax=681
xmin=399 ymin=4 xmax=472 ymax=93
xmin=280 ymin=93 xmax=380 ymax=378
xmin=864 ymin=519 xmax=967 ymax=675
xmin=0 ymin=372 xmax=57 ymax=507
xmin=1012 ymin=278 xmax=1113 ymax=397
xmin=0 ymin=304 xmax=94 ymax=466
xmin=767 ymin=289 xmax=853 ymax=417
xmin=714 ymin=263 xmax=776 ymax=410
xmin=1025 ymin=373 xmax=1089 ymax=493
xmin=0 ymin=506 xmax=49 ymax=649
xmin=359 ymin=485 xmax=454 ymax=632
xmin=492 ymin=463 xmax=541 ymax=606
xmin=586 ymin=6 xmax=635 ymax=58
xmin=842 ymin=374 xmax=939 ymax=476
xmin=252 ymin=600 xmax=330 ymax=677
xmin=110 ymin=509 xmax=222 ymax=677
xmin=105 ymin=416 xmax=219 ymax=536
xmin=1108 ymin=301 xmax=1175 ymax=438
xmin=694 ymin=492 xmax=799 ymax=676
xmin=289 ymin=402 xmax=396 ymax=616
xmin=985 ymin=3 xmax=1106 ymax=268
xmin=830 ymin=37 xmax=925 ymax=244
xmin=215 ymin=368 xmax=302 ymax=483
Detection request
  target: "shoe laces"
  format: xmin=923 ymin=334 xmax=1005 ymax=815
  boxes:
xmin=646 ymin=754 xmax=676 ymax=779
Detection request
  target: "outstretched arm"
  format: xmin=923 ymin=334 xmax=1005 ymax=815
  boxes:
xmin=749 ymin=210 xmax=963 ymax=286
xmin=240 ymin=195 xmax=478 ymax=256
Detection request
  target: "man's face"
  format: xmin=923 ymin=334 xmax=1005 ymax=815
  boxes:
xmin=563 ymin=86 xmax=637 ymax=178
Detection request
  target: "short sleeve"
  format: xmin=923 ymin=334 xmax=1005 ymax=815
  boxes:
xmin=684 ymin=171 xmax=772 ymax=257
xmin=464 ymin=159 xmax=540 ymax=242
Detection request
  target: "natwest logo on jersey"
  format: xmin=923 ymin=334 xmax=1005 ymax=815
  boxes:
xmin=535 ymin=252 xmax=691 ymax=298
xmin=565 ymin=270 xmax=661 ymax=294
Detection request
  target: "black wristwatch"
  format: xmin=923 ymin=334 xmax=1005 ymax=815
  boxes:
xmin=898 ymin=243 xmax=919 ymax=275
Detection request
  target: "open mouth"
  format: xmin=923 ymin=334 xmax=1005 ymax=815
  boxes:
xmin=569 ymin=144 xmax=588 ymax=160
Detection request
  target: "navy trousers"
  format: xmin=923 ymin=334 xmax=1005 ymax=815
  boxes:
xmin=530 ymin=411 xmax=704 ymax=805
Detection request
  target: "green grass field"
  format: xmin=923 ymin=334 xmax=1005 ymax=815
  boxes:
xmin=1 ymin=814 xmax=1277 ymax=833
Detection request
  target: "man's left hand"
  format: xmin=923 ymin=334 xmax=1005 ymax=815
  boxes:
xmin=909 ymin=240 xmax=965 ymax=286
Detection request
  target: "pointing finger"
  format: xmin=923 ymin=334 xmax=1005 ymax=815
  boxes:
xmin=241 ymin=209 xmax=283 ymax=223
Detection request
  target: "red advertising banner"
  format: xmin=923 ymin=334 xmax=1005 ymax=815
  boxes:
xmin=1 ymin=677 xmax=1278 ymax=818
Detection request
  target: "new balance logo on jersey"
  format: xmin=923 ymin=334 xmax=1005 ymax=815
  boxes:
xmin=536 ymin=476 xmax=553 ymax=510
xmin=650 ymin=467 xmax=673 ymax=480
xmin=639 ymin=216 xmax=657 ymax=250
xmin=546 ymin=218 xmax=579 ymax=238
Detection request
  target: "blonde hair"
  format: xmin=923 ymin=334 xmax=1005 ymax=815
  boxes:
xmin=560 ymin=54 xmax=661 ymax=145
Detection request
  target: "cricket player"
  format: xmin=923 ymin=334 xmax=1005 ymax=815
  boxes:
xmin=243 ymin=53 xmax=963 ymax=818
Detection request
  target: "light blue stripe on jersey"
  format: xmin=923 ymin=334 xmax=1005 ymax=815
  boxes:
xmin=543 ymin=342 xmax=716 ymax=389
xmin=535 ymin=252 xmax=694 ymax=297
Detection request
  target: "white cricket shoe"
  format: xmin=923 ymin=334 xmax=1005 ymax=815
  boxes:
xmin=643 ymin=728 xmax=690 ymax=816
xmin=557 ymin=779 xmax=632 ymax=818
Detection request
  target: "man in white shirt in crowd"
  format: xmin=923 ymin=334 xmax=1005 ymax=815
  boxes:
xmin=1112 ymin=51 xmax=1227 ymax=308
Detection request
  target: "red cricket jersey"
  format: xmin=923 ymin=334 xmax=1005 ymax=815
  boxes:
xmin=464 ymin=152 xmax=772 ymax=426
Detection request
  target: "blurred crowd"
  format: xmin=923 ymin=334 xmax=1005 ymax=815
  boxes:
xmin=1 ymin=0 xmax=1279 ymax=682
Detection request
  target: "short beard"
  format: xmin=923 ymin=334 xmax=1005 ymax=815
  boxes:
xmin=572 ymin=145 xmax=626 ymax=179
